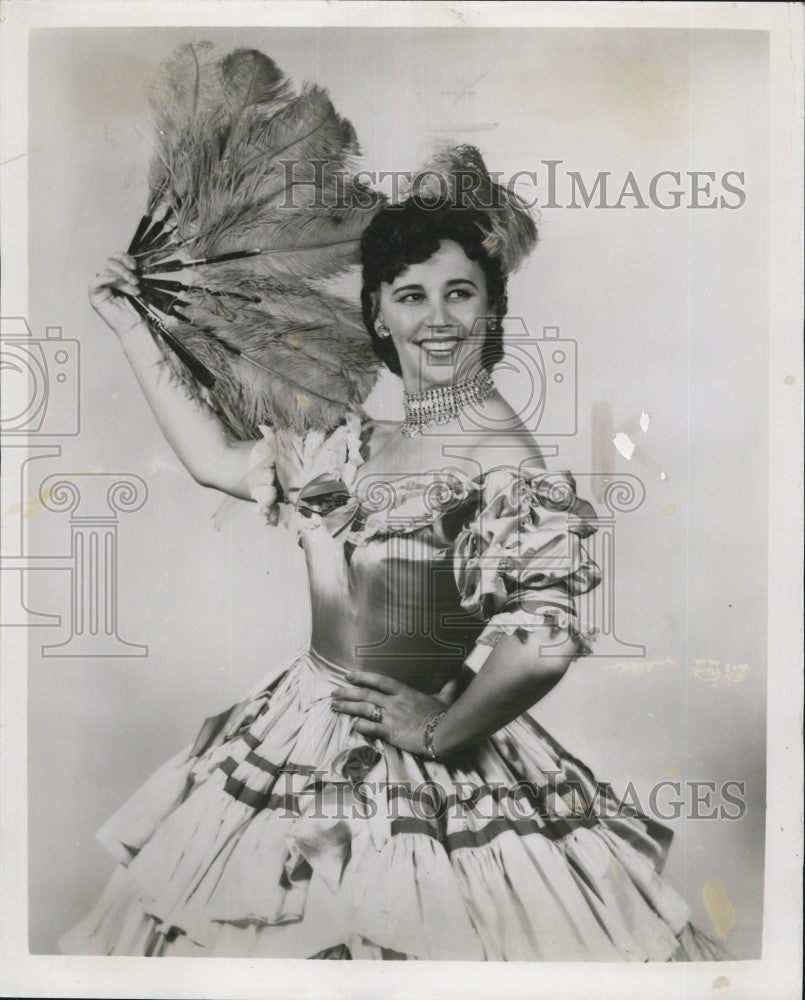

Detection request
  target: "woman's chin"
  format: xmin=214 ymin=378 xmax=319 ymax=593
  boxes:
xmin=404 ymin=350 xmax=482 ymax=391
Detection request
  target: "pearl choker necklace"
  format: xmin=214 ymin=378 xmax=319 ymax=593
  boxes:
xmin=400 ymin=368 xmax=496 ymax=438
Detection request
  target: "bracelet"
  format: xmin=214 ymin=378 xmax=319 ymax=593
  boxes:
xmin=422 ymin=710 xmax=447 ymax=761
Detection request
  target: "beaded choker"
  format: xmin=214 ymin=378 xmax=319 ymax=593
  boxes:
xmin=400 ymin=368 xmax=496 ymax=438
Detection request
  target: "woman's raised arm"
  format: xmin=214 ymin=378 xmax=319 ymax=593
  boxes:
xmin=91 ymin=253 xmax=256 ymax=500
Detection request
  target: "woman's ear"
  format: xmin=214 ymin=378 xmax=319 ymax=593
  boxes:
xmin=371 ymin=293 xmax=392 ymax=337
xmin=370 ymin=291 xmax=381 ymax=324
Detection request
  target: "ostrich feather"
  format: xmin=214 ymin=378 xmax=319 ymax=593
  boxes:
xmin=145 ymin=42 xmax=226 ymax=209
xmin=131 ymin=43 xmax=383 ymax=436
xmin=157 ymin=289 xmax=379 ymax=438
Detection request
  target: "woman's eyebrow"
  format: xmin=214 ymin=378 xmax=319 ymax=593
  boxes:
xmin=444 ymin=278 xmax=478 ymax=288
xmin=391 ymin=278 xmax=478 ymax=294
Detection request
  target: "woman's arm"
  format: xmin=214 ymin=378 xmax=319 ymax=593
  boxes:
xmin=428 ymin=627 xmax=577 ymax=757
xmin=331 ymin=625 xmax=580 ymax=757
xmin=91 ymin=253 xmax=256 ymax=499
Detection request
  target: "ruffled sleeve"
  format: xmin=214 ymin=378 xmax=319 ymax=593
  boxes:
xmin=453 ymin=468 xmax=601 ymax=662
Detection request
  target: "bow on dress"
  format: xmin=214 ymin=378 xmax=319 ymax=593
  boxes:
xmin=295 ymin=473 xmax=364 ymax=539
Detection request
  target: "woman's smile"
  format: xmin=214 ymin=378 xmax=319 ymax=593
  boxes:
xmin=416 ymin=327 xmax=464 ymax=362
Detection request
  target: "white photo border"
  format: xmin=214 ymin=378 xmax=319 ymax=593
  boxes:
xmin=1 ymin=2 xmax=802 ymax=998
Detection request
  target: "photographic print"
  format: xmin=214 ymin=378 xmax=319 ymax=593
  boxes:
xmin=1 ymin=3 xmax=802 ymax=998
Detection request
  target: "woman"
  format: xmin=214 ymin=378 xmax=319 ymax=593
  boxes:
xmin=60 ymin=185 xmax=722 ymax=961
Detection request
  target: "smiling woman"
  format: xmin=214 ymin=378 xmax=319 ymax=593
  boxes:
xmin=56 ymin=45 xmax=732 ymax=963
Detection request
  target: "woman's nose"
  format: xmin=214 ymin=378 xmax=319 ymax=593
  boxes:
xmin=427 ymin=298 xmax=450 ymax=329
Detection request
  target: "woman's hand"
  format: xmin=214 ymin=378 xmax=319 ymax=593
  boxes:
xmin=86 ymin=251 xmax=257 ymax=499
xmin=89 ymin=253 xmax=144 ymax=337
xmin=330 ymin=671 xmax=466 ymax=756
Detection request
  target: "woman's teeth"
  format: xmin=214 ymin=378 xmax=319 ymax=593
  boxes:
xmin=419 ymin=337 xmax=461 ymax=358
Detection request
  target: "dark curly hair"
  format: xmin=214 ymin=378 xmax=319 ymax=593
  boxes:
xmin=359 ymin=199 xmax=508 ymax=377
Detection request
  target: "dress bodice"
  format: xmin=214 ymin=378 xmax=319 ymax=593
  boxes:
xmin=247 ymin=418 xmax=602 ymax=689
xmin=300 ymin=475 xmax=495 ymax=686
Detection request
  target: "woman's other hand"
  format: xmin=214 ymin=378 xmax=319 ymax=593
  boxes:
xmin=89 ymin=253 xmax=143 ymax=337
xmin=330 ymin=671 xmax=464 ymax=756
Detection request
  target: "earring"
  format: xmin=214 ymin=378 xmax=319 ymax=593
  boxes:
xmin=376 ymin=320 xmax=391 ymax=338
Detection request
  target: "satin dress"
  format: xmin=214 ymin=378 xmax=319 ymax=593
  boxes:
xmin=59 ymin=420 xmax=724 ymax=961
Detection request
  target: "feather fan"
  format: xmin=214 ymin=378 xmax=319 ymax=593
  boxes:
xmin=127 ymin=42 xmax=384 ymax=439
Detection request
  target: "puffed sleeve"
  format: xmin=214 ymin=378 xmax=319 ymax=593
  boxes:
xmin=453 ymin=468 xmax=601 ymax=666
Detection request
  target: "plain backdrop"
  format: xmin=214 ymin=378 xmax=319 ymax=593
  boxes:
xmin=24 ymin=26 xmax=767 ymax=957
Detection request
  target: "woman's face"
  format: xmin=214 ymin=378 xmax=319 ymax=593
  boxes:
xmin=377 ymin=240 xmax=491 ymax=392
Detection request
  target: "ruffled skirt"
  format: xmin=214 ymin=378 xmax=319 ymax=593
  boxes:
xmin=59 ymin=649 xmax=725 ymax=961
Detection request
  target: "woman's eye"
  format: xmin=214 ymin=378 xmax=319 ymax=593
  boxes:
xmin=394 ymin=288 xmax=473 ymax=304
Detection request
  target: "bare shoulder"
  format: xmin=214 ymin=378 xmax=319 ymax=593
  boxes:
xmin=463 ymin=435 xmax=547 ymax=478
xmin=462 ymin=394 xmax=547 ymax=476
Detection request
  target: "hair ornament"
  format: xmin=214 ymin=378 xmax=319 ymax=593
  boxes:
xmin=402 ymin=144 xmax=538 ymax=274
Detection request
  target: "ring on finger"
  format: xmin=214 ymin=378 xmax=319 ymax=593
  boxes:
xmin=371 ymin=704 xmax=383 ymax=723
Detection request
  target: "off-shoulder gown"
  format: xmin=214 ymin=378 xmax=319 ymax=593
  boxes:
xmin=59 ymin=420 xmax=724 ymax=961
